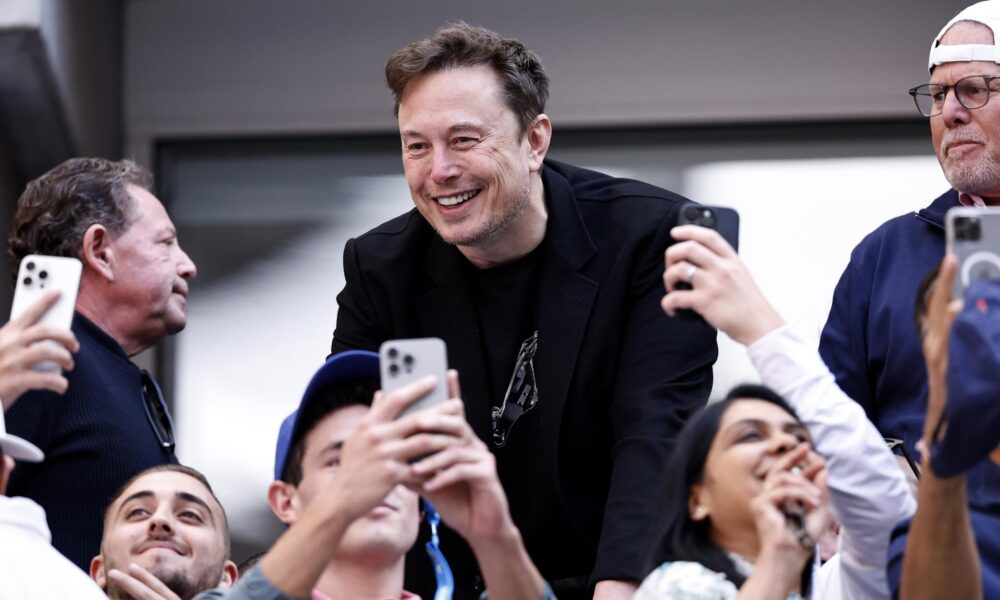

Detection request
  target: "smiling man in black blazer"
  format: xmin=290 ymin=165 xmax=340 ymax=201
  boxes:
xmin=331 ymin=23 xmax=717 ymax=600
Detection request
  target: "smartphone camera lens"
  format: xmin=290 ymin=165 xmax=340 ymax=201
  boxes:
xmin=25 ymin=261 xmax=34 ymax=271
xmin=700 ymin=210 xmax=716 ymax=228
xmin=39 ymin=270 xmax=48 ymax=280
xmin=403 ymin=354 xmax=414 ymax=365
xmin=682 ymin=205 xmax=701 ymax=221
xmin=955 ymin=216 xmax=982 ymax=241
xmin=387 ymin=347 xmax=398 ymax=359
xmin=389 ymin=363 xmax=399 ymax=376
xmin=22 ymin=276 xmax=31 ymax=286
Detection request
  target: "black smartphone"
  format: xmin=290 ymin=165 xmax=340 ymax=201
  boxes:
xmin=677 ymin=202 xmax=740 ymax=252
xmin=674 ymin=203 xmax=740 ymax=296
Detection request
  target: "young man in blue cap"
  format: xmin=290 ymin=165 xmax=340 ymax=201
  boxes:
xmin=195 ymin=350 xmax=553 ymax=600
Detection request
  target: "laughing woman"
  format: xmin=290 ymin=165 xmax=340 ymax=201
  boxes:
xmin=636 ymin=224 xmax=916 ymax=599
xmin=635 ymin=385 xmax=829 ymax=600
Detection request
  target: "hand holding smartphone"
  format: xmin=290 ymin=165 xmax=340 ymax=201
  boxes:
xmin=379 ymin=337 xmax=449 ymax=418
xmin=9 ymin=255 xmax=82 ymax=372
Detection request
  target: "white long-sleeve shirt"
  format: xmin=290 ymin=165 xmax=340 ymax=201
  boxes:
xmin=0 ymin=495 xmax=108 ymax=600
xmin=747 ymin=326 xmax=917 ymax=600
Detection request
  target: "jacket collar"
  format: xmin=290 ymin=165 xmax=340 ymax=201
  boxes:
xmin=73 ymin=311 xmax=131 ymax=361
xmin=915 ymin=189 xmax=961 ymax=229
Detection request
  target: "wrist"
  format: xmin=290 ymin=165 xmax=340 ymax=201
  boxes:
xmin=755 ymin=544 xmax=808 ymax=591
xmin=466 ymin=519 xmax=523 ymax=557
xmin=735 ymin=312 xmax=785 ymax=347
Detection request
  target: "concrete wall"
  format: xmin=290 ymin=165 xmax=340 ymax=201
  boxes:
xmin=39 ymin=0 xmax=123 ymax=159
xmin=125 ymin=0 xmax=968 ymax=158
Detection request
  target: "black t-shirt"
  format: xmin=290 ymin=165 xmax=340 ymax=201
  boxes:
xmin=466 ymin=245 xmax=592 ymax=585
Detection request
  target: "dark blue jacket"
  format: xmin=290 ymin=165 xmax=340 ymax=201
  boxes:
xmin=820 ymin=189 xmax=1000 ymax=503
xmin=820 ymin=189 xmax=956 ymax=455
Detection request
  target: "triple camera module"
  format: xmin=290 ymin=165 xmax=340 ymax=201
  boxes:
xmin=22 ymin=260 xmax=49 ymax=288
xmin=385 ymin=346 xmax=415 ymax=377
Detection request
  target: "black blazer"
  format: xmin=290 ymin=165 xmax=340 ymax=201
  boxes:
xmin=332 ymin=159 xmax=717 ymax=596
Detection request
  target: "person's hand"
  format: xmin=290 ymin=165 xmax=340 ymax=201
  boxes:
xmin=0 ymin=289 xmax=79 ymax=411
xmin=329 ymin=376 xmax=464 ymax=523
xmin=106 ymin=564 xmax=182 ymax=600
xmin=750 ymin=443 xmax=830 ymax=587
xmin=661 ymin=225 xmax=784 ymax=346
xmin=412 ymin=371 xmax=515 ymax=546
xmin=919 ymin=255 xmax=962 ymax=446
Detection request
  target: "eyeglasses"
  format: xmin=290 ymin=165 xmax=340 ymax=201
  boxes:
xmin=141 ymin=370 xmax=176 ymax=453
xmin=491 ymin=330 xmax=539 ymax=448
xmin=908 ymin=75 xmax=1000 ymax=117
xmin=885 ymin=437 xmax=920 ymax=481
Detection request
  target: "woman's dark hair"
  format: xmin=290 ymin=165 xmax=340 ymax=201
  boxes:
xmin=913 ymin=263 xmax=941 ymax=339
xmin=643 ymin=383 xmax=813 ymax=594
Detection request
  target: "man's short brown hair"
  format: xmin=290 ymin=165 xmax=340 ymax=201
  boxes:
xmin=385 ymin=22 xmax=549 ymax=135
xmin=8 ymin=157 xmax=153 ymax=277
xmin=103 ymin=463 xmax=231 ymax=555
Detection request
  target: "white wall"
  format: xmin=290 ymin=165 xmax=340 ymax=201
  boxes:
xmin=124 ymin=0 xmax=968 ymax=156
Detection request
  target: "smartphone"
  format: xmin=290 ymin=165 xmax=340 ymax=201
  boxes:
xmin=945 ymin=207 xmax=1000 ymax=298
xmin=9 ymin=255 xmax=82 ymax=371
xmin=677 ymin=202 xmax=740 ymax=252
xmin=379 ymin=337 xmax=449 ymax=418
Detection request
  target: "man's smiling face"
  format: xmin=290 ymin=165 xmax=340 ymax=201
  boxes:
xmin=93 ymin=469 xmax=232 ymax=600
xmin=397 ymin=65 xmax=544 ymax=251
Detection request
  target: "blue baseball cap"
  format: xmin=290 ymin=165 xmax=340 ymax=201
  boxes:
xmin=273 ymin=350 xmax=380 ymax=481
xmin=931 ymin=279 xmax=1000 ymax=477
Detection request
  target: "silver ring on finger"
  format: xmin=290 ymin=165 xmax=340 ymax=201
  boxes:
xmin=685 ymin=264 xmax=699 ymax=285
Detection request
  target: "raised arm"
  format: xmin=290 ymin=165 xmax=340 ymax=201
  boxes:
xmin=663 ymin=225 xmax=915 ymax=598
xmin=900 ymin=256 xmax=980 ymax=600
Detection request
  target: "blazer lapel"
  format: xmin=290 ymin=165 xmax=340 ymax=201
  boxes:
xmin=416 ymin=237 xmax=493 ymax=441
xmin=534 ymin=168 xmax=599 ymax=468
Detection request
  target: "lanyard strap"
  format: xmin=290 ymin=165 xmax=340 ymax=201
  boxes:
xmin=423 ymin=500 xmax=454 ymax=600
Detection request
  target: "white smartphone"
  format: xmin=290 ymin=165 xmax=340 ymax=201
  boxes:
xmin=10 ymin=255 xmax=82 ymax=371
xmin=379 ymin=337 xmax=449 ymax=418
xmin=945 ymin=207 xmax=1000 ymax=298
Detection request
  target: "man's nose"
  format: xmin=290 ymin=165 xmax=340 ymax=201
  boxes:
xmin=147 ymin=511 xmax=174 ymax=535
xmin=941 ymin=86 xmax=972 ymax=127
xmin=430 ymin=148 xmax=461 ymax=185
xmin=176 ymin=245 xmax=197 ymax=279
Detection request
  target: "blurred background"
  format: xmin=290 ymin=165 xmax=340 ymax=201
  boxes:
xmin=0 ymin=0 xmax=968 ymax=561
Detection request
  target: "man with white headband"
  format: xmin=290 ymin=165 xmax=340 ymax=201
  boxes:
xmin=820 ymin=0 xmax=1000 ymax=503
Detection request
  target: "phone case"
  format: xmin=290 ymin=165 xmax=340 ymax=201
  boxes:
xmin=10 ymin=255 xmax=82 ymax=371
xmin=379 ymin=337 xmax=449 ymax=418
xmin=945 ymin=207 xmax=1000 ymax=299
xmin=677 ymin=202 xmax=740 ymax=252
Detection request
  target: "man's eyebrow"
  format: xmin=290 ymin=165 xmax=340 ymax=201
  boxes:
xmin=447 ymin=122 xmax=484 ymax=134
xmin=176 ymin=491 xmax=216 ymax=523
xmin=318 ymin=440 xmax=345 ymax=456
xmin=116 ymin=490 xmax=154 ymax=516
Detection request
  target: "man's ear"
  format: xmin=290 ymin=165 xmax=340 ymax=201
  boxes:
xmin=218 ymin=560 xmax=239 ymax=587
xmin=89 ymin=554 xmax=107 ymax=589
xmin=267 ymin=480 xmax=301 ymax=526
xmin=525 ymin=113 xmax=552 ymax=172
xmin=81 ymin=224 xmax=115 ymax=282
